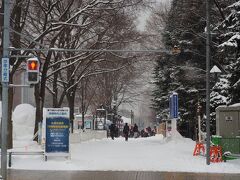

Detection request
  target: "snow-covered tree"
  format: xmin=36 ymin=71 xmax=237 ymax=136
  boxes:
xmin=149 ymin=0 xmax=207 ymax=139
xmin=0 ymin=0 xmax=146 ymax=144
xmin=218 ymin=1 xmax=240 ymax=104
xmin=210 ymin=0 xmax=240 ymax=134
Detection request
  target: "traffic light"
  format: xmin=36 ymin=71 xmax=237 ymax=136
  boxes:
xmin=26 ymin=57 xmax=40 ymax=84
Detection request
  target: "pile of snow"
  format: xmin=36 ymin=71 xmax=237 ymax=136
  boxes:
xmin=230 ymin=103 xmax=240 ymax=107
xmin=165 ymin=130 xmax=185 ymax=142
xmin=12 ymin=104 xmax=36 ymax=141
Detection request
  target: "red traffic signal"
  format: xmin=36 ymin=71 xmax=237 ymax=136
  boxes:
xmin=28 ymin=60 xmax=38 ymax=71
xmin=27 ymin=58 xmax=39 ymax=71
xmin=26 ymin=58 xmax=40 ymax=84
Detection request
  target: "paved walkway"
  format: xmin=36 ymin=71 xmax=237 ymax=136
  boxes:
xmin=7 ymin=170 xmax=240 ymax=180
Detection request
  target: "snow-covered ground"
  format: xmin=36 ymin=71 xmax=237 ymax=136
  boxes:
xmin=4 ymin=104 xmax=240 ymax=173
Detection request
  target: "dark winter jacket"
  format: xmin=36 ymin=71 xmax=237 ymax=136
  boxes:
xmin=133 ymin=124 xmax=138 ymax=132
xmin=109 ymin=124 xmax=116 ymax=133
xmin=123 ymin=124 xmax=129 ymax=134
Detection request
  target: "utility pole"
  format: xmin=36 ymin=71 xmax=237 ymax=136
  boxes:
xmin=206 ymin=0 xmax=211 ymax=165
xmin=112 ymin=95 xmax=117 ymax=124
xmin=81 ymin=81 xmax=85 ymax=129
xmin=1 ymin=0 xmax=10 ymax=179
xmin=130 ymin=110 xmax=134 ymax=125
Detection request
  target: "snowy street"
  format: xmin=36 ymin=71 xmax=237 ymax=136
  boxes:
xmin=0 ymin=104 xmax=236 ymax=180
xmin=4 ymin=135 xmax=240 ymax=180
xmin=9 ymin=104 xmax=240 ymax=174
xmin=10 ymin=135 xmax=240 ymax=173
xmin=0 ymin=104 xmax=239 ymax=180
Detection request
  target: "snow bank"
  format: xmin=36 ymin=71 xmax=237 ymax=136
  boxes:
xmin=230 ymin=103 xmax=240 ymax=107
xmin=11 ymin=134 xmax=240 ymax=173
xmin=165 ymin=130 xmax=187 ymax=143
xmin=12 ymin=104 xmax=36 ymax=141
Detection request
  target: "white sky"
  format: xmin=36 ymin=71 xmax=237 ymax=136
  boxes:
xmin=131 ymin=0 xmax=172 ymax=124
xmin=5 ymin=104 xmax=240 ymax=173
xmin=136 ymin=0 xmax=172 ymax=31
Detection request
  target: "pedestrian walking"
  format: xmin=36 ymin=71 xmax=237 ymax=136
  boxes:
xmin=123 ymin=123 xmax=130 ymax=141
xmin=109 ymin=123 xmax=116 ymax=140
xmin=133 ymin=123 xmax=139 ymax=138
xmin=129 ymin=126 xmax=134 ymax=138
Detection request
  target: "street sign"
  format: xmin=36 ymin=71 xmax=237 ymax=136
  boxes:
xmin=1 ymin=57 xmax=9 ymax=82
xmin=170 ymin=92 xmax=178 ymax=119
xmin=45 ymin=108 xmax=70 ymax=160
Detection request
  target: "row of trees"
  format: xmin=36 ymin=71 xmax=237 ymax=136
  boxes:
xmin=0 ymin=0 xmax=148 ymax=148
xmin=150 ymin=0 xmax=240 ymax=139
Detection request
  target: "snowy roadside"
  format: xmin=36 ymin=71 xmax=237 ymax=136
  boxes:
xmin=9 ymin=135 xmax=240 ymax=173
xmin=1 ymin=104 xmax=239 ymax=173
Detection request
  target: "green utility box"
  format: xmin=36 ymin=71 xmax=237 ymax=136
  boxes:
xmin=211 ymin=136 xmax=240 ymax=160
xmin=211 ymin=136 xmax=240 ymax=154
xmin=221 ymin=137 xmax=240 ymax=154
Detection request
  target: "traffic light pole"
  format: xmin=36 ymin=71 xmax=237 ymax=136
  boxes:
xmin=1 ymin=1 xmax=10 ymax=180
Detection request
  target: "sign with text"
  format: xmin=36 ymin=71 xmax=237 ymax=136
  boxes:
xmin=45 ymin=108 xmax=70 ymax=157
xmin=85 ymin=119 xmax=92 ymax=129
xmin=1 ymin=58 xmax=9 ymax=82
xmin=169 ymin=92 xmax=178 ymax=119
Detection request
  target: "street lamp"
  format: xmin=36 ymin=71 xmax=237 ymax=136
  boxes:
xmin=210 ymin=65 xmax=222 ymax=81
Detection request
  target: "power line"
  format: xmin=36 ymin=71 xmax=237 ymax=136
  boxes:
xmin=9 ymin=48 xmax=172 ymax=54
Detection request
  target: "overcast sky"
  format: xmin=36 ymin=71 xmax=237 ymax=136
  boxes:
xmin=137 ymin=0 xmax=171 ymax=31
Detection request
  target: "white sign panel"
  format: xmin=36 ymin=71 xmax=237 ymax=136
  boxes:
xmin=46 ymin=108 xmax=70 ymax=118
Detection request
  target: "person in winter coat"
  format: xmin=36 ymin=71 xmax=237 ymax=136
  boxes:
xmin=109 ymin=123 xmax=116 ymax=140
xmin=123 ymin=123 xmax=130 ymax=141
xmin=133 ymin=123 xmax=139 ymax=138
xmin=129 ymin=126 xmax=134 ymax=138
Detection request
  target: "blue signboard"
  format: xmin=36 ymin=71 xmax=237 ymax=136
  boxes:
xmin=170 ymin=93 xmax=178 ymax=119
xmin=2 ymin=58 xmax=9 ymax=82
xmin=45 ymin=108 xmax=70 ymax=155
xmin=46 ymin=117 xmax=69 ymax=153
